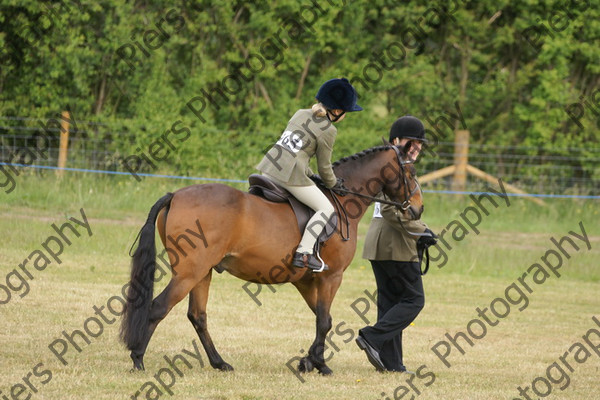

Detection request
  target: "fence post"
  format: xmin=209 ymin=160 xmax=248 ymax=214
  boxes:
xmin=451 ymin=129 xmax=469 ymax=191
xmin=57 ymin=111 xmax=70 ymax=177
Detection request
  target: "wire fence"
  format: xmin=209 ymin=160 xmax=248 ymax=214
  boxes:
xmin=1 ymin=116 xmax=598 ymax=196
xmin=0 ymin=115 xmax=122 ymax=171
xmin=417 ymin=141 xmax=599 ymax=195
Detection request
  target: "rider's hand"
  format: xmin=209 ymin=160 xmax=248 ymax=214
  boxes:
xmin=310 ymin=174 xmax=324 ymax=185
xmin=331 ymin=178 xmax=347 ymax=196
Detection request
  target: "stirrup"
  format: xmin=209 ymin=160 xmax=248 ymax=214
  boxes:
xmin=292 ymin=252 xmax=329 ymax=272
xmin=313 ymin=250 xmax=328 ymax=272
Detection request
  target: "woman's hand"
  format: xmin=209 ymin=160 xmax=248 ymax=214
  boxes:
xmin=331 ymin=178 xmax=348 ymax=196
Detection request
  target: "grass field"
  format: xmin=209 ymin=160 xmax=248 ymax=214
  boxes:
xmin=1 ymin=173 xmax=599 ymax=400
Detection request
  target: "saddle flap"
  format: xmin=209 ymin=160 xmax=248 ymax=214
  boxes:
xmin=248 ymin=174 xmax=337 ymax=244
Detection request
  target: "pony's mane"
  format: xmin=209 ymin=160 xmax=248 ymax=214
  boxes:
xmin=333 ymin=145 xmax=397 ymax=167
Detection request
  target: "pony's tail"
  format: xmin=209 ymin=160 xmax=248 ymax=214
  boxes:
xmin=120 ymin=192 xmax=174 ymax=351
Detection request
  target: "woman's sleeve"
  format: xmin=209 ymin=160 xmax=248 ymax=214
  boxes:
xmin=315 ymin=128 xmax=338 ymax=188
xmin=380 ymin=201 xmax=428 ymax=237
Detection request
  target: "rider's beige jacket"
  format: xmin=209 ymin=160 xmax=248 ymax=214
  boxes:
xmin=256 ymin=109 xmax=338 ymax=188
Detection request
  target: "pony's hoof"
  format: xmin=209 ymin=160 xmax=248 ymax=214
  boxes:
xmin=130 ymin=363 xmax=144 ymax=372
xmin=130 ymin=353 xmax=145 ymax=371
xmin=215 ymin=362 xmax=234 ymax=371
xmin=298 ymin=357 xmax=314 ymax=373
xmin=318 ymin=365 xmax=333 ymax=376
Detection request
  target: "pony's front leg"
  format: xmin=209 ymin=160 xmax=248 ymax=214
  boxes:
xmin=294 ymin=273 xmax=342 ymax=376
xmin=305 ymin=300 xmax=334 ymax=375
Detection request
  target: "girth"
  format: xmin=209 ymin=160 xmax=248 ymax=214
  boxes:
xmin=248 ymin=174 xmax=337 ymax=243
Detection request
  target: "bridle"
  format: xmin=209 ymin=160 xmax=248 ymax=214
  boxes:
xmin=389 ymin=145 xmax=421 ymax=216
xmin=388 ymin=146 xmax=434 ymax=275
xmin=324 ymin=145 xmax=421 ymax=239
xmin=330 ymin=145 xmax=421 ymax=209
xmin=324 ymin=145 xmax=433 ymax=274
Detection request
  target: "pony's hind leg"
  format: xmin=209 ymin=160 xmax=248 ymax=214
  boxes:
xmin=130 ymin=275 xmax=197 ymax=370
xmin=187 ymin=269 xmax=233 ymax=371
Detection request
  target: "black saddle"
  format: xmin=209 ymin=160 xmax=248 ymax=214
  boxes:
xmin=248 ymin=174 xmax=337 ymax=243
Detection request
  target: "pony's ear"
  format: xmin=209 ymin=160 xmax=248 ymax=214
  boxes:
xmin=402 ymin=141 xmax=412 ymax=155
xmin=381 ymin=136 xmax=391 ymax=146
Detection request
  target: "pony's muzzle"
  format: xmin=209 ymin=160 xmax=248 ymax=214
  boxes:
xmin=407 ymin=204 xmax=423 ymax=220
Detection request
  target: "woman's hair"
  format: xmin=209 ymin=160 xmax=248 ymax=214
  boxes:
xmin=312 ymin=102 xmax=327 ymax=117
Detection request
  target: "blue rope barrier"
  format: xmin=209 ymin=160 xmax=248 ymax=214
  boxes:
xmin=1 ymin=162 xmax=598 ymax=199
xmin=421 ymin=189 xmax=600 ymax=199
xmin=0 ymin=162 xmax=246 ymax=183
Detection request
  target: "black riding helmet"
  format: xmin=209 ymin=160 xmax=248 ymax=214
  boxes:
xmin=316 ymin=78 xmax=363 ymax=113
xmin=389 ymin=115 xmax=428 ymax=143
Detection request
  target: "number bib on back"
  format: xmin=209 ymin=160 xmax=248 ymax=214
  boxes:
xmin=276 ymin=130 xmax=304 ymax=153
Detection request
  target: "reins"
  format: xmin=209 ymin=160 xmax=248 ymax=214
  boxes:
xmin=331 ymin=185 xmax=433 ymax=275
xmin=330 ymin=187 xmax=415 ymax=208
xmin=330 ymin=144 xmax=434 ymax=275
xmin=322 ymin=145 xmax=422 ymax=241
xmin=328 ymin=190 xmax=351 ymax=241
xmin=330 ymin=144 xmax=420 ymax=210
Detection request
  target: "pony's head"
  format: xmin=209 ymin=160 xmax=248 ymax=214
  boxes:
xmin=332 ymin=144 xmax=423 ymax=220
xmin=380 ymin=144 xmax=423 ymax=220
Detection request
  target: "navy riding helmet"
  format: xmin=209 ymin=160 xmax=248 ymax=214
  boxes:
xmin=316 ymin=78 xmax=363 ymax=112
xmin=389 ymin=115 xmax=428 ymax=143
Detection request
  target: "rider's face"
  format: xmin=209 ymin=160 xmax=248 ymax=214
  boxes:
xmin=329 ymin=109 xmax=346 ymax=123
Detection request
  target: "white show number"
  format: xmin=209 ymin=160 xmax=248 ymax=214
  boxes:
xmin=373 ymin=202 xmax=382 ymax=218
xmin=276 ymin=130 xmax=304 ymax=153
